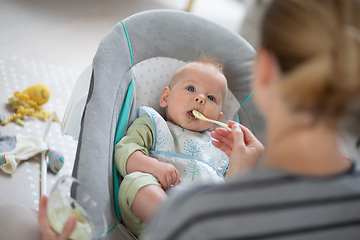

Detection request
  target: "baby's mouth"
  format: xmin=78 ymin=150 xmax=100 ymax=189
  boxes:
xmin=186 ymin=110 xmax=196 ymax=120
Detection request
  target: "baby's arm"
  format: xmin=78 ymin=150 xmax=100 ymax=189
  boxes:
xmin=126 ymin=151 xmax=180 ymax=190
xmin=211 ymin=121 xmax=264 ymax=178
xmin=114 ymin=116 xmax=180 ymax=190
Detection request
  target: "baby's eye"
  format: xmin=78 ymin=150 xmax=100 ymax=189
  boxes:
xmin=208 ymin=95 xmax=215 ymax=102
xmin=187 ymin=86 xmax=195 ymax=92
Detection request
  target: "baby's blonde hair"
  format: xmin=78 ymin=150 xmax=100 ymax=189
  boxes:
xmin=262 ymin=0 xmax=360 ymax=118
xmin=192 ymin=56 xmax=224 ymax=74
xmin=169 ymin=56 xmax=225 ymax=87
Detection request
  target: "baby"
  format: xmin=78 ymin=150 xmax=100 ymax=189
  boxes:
xmin=114 ymin=57 xmax=229 ymax=237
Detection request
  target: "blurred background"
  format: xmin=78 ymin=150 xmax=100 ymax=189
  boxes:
xmin=0 ymin=0 xmax=268 ymax=210
xmin=0 ymin=0 xmax=270 ymax=71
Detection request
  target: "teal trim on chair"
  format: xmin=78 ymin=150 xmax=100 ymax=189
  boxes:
xmin=241 ymin=91 xmax=253 ymax=106
xmin=112 ymin=21 xmax=135 ymax=221
xmin=238 ymin=90 xmax=254 ymax=124
xmin=113 ymin=79 xmax=134 ymax=221
xmin=120 ymin=21 xmax=134 ymax=66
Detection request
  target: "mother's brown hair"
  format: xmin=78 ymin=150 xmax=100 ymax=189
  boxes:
xmin=261 ymin=0 xmax=360 ymax=118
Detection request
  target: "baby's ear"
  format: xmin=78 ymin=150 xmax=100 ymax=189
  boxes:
xmin=217 ymin=112 xmax=223 ymax=121
xmin=160 ymin=86 xmax=170 ymax=107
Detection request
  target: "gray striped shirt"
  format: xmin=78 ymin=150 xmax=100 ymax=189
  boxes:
xmin=142 ymin=163 xmax=360 ymax=240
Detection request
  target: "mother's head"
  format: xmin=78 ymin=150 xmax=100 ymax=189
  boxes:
xmin=253 ymin=0 xmax=360 ymax=125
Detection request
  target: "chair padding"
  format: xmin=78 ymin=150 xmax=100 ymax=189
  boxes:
xmin=72 ymin=9 xmax=265 ymax=239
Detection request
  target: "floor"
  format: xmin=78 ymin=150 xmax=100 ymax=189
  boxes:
xmin=0 ymin=0 xmax=248 ymax=211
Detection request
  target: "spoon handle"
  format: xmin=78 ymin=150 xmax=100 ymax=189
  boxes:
xmin=212 ymin=120 xmax=232 ymax=132
xmin=206 ymin=119 xmax=231 ymax=132
xmin=192 ymin=110 xmax=231 ymax=131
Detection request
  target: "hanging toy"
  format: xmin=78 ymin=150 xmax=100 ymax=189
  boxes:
xmin=1 ymin=84 xmax=56 ymax=126
xmin=0 ymin=134 xmax=64 ymax=175
xmin=45 ymin=148 xmax=65 ymax=173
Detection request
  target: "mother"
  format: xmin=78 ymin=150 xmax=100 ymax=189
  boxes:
xmin=142 ymin=0 xmax=360 ymax=239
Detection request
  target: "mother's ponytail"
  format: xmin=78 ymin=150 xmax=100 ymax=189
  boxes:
xmin=261 ymin=0 xmax=360 ymax=117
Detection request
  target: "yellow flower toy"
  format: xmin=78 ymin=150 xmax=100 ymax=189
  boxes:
xmin=1 ymin=84 xmax=55 ymax=126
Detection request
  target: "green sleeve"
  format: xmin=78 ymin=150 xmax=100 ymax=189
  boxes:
xmin=114 ymin=116 xmax=155 ymax=177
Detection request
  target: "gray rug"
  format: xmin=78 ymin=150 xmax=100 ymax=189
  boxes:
xmin=0 ymin=55 xmax=78 ymax=211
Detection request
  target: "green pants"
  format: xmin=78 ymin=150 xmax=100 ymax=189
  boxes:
xmin=118 ymin=172 xmax=161 ymax=237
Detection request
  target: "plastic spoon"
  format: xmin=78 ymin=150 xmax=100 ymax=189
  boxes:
xmin=192 ymin=110 xmax=231 ymax=132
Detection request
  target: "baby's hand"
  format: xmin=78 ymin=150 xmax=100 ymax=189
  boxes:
xmin=211 ymin=121 xmax=264 ymax=177
xmin=151 ymin=162 xmax=180 ymax=190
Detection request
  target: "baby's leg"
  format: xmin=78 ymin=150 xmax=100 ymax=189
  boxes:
xmin=119 ymin=172 xmax=165 ymax=237
xmin=132 ymin=184 xmax=167 ymax=222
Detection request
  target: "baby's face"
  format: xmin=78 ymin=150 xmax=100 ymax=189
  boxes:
xmin=160 ymin=62 xmax=227 ymax=132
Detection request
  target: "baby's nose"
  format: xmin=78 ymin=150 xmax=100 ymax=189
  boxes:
xmin=194 ymin=95 xmax=205 ymax=104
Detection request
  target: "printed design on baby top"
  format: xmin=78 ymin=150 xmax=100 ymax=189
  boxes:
xmin=183 ymin=139 xmax=206 ymax=158
xmin=208 ymin=152 xmax=229 ymax=172
xmin=170 ymin=130 xmax=181 ymax=147
xmin=137 ymin=106 xmax=229 ymax=185
xmin=155 ymin=129 xmax=172 ymax=152
xmin=184 ymin=158 xmax=204 ymax=181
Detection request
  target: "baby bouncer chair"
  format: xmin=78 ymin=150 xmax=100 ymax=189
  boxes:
xmin=63 ymin=9 xmax=266 ymax=239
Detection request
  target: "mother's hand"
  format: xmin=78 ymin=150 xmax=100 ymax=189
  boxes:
xmin=38 ymin=195 xmax=77 ymax=240
xmin=211 ymin=121 xmax=264 ymax=178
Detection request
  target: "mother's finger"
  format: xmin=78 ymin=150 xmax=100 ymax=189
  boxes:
xmin=38 ymin=195 xmax=58 ymax=240
xmin=212 ymin=140 xmax=232 ymax=157
xmin=227 ymin=120 xmax=239 ymax=128
xmin=211 ymin=131 xmax=234 ymax=148
xmin=238 ymin=124 xmax=258 ymax=144
xmin=38 ymin=196 xmax=51 ymax=232
xmin=214 ymin=127 xmax=233 ymax=137
xmin=230 ymin=124 xmax=246 ymax=148
xmin=58 ymin=214 xmax=76 ymax=240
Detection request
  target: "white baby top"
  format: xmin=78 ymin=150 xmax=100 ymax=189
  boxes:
xmin=137 ymin=106 xmax=229 ymax=188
